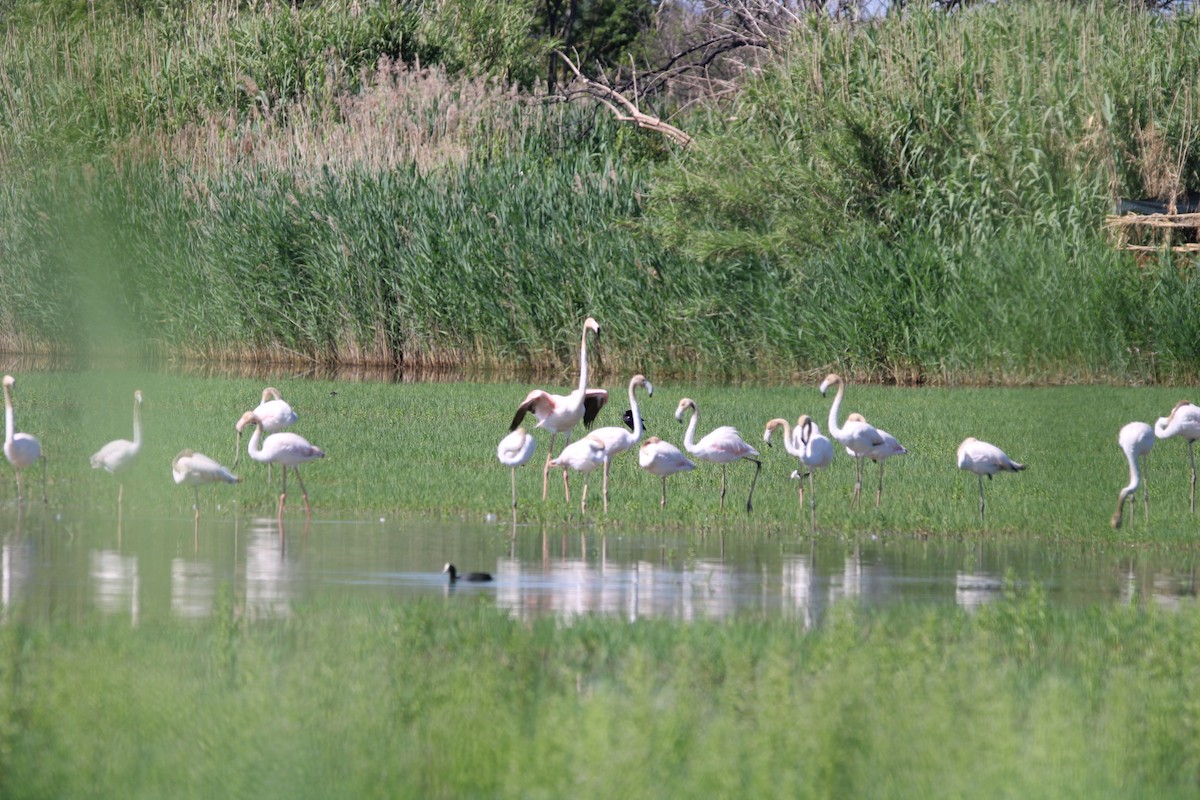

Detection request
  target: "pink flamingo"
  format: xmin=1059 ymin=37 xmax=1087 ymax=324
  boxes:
xmin=2 ymin=375 xmax=46 ymax=504
xmin=1154 ymin=401 xmax=1200 ymax=512
xmin=550 ymin=435 xmax=607 ymax=513
xmin=1113 ymin=421 xmax=1154 ymax=529
xmin=638 ymin=436 xmax=694 ymax=509
xmin=90 ymin=389 xmax=144 ymax=515
xmin=509 ymin=317 xmax=608 ymax=502
xmin=956 ymin=437 xmax=1026 ymax=523
xmin=586 ymin=374 xmax=652 ymax=511
xmin=675 ymin=397 xmax=761 ymax=512
xmin=238 ymin=411 xmax=325 ymax=524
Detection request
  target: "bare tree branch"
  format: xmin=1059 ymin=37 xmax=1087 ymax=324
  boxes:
xmin=555 ymin=51 xmax=694 ymax=146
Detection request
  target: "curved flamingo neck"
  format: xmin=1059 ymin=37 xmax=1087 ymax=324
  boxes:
xmin=628 ymin=379 xmax=644 ymax=441
xmin=826 ymin=379 xmax=846 ymax=439
xmin=681 ymin=404 xmax=699 ymax=453
xmin=1121 ymin=446 xmax=1142 ymax=499
xmin=247 ymin=422 xmax=268 ymax=463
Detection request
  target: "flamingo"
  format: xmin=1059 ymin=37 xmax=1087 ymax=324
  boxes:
xmin=509 ymin=317 xmax=607 ymax=502
xmin=2 ymin=375 xmax=46 ymax=504
xmin=819 ymin=373 xmax=887 ymax=509
xmin=586 ymin=374 xmax=653 ymax=511
xmin=496 ymin=427 xmax=537 ymax=510
xmin=233 ymin=387 xmax=298 ymax=470
xmin=443 ymin=563 xmax=493 ymax=582
xmin=171 ymin=449 xmax=240 ymax=522
xmin=844 ymin=412 xmax=907 ymax=508
xmin=767 ymin=415 xmax=835 ymax=521
xmin=638 ymin=436 xmax=695 ymax=509
xmin=238 ymin=411 xmax=326 ymax=523
xmin=1113 ymin=421 xmax=1154 ymax=529
xmin=1154 ymin=400 xmax=1200 ymax=512
xmin=90 ymin=389 xmax=144 ymax=514
xmin=675 ymin=398 xmax=761 ymax=512
xmin=956 ymin=437 xmax=1026 ymax=523
xmin=549 ymin=434 xmax=607 ymax=513
xmin=764 ymin=417 xmax=805 ymax=509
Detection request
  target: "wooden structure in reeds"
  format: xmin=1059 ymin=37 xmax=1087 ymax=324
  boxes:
xmin=1106 ymin=203 xmax=1200 ymax=259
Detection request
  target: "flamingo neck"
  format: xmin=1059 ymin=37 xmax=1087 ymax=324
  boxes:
xmin=1121 ymin=447 xmax=1142 ymax=498
xmin=576 ymin=325 xmax=591 ymax=396
xmin=3 ymin=385 xmax=13 ymax=448
xmin=827 ymin=380 xmax=846 ymax=439
xmin=681 ymin=405 xmax=699 ymax=453
xmin=628 ymin=380 xmax=644 ymax=441
xmin=247 ymin=423 xmax=268 ymax=463
xmin=131 ymin=400 xmax=143 ymax=449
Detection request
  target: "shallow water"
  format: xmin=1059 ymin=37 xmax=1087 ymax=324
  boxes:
xmin=2 ymin=506 xmax=1196 ymax=625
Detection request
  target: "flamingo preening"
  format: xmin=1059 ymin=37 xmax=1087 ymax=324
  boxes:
xmin=638 ymin=436 xmax=694 ymax=510
xmin=509 ymin=317 xmax=608 ymax=502
xmin=1113 ymin=421 xmax=1154 ymax=529
xmin=2 ymin=375 xmax=46 ymax=505
xmin=585 ymin=374 xmax=653 ymax=511
xmin=956 ymin=437 xmax=1026 ymax=523
xmin=549 ymin=434 xmax=607 ymax=513
xmin=172 ymin=449 xmax=239 ymax=521
xmin=1154 ymin=401 xmax=1200 ymax=513
xmin=496 ymin=427 xmax=537 ymax=511
xmin=675 ymin=397 xmax=761 ymax=512
xmin=90 ymin=389 xmax=143 ymax=517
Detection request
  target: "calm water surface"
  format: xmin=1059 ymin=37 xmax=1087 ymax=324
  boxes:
xmin=2 ymin=506 xmax=1197 ymax=625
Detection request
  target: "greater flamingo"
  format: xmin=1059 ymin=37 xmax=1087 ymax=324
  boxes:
xmin=239 ymin=411 xmax=326 ymax=523
xmin=844 ymin=412 xmax=907 ymax=508
xmin=675 ymin=398 xmax=761 ymax=512
xmin=496 ymin=427 xmax=537 ymax=510
xmin=956 ymin=437 xmax=1026 ymax=523
xmin=233 ymin=386 xmax=298 ymax=470
xmin=1113 ymin=421 xmax=1154 ymax=529
xmin=509 ymin=317 xmax=607 ymax=502
xmin=764 ymin=417 xmax=805 ymax=509
xmin=172 ymin=449 xmax=239 ymax=521
xmin=638 ymin=436 xmax=694 ymax=509
xmin=2 ymin=375 xmax=45 ymax=504
xmin=443 ymin=563 xmax=493 ymax=582
xmin=90 ymin=389 xmax=143 ymax=514
xmin=549 ymin=434 xmax=607 ymax=513
xmin=586 ymin=374 xmax=653 ymax=511
xmin=819 ymin=373 xmax=886 ymax=509
xmin=1154 ymin=400 xmax=1200 ymax=512
xmin=766 ymin=415 xmax=834 ymax=521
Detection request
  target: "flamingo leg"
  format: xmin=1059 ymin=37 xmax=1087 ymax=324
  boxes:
xmin=541 ymin=433 xmax=558 ymax=502
xmin=719 ymin=465 xmax=728 ymax=510
xmin=876 ymin=461 xmax=885 ymax=508
xmin=977 ymin=474 xmax=986 ymax=523
xmin=745 ymin=458 xmax=762 ymax=513
xmin=1142 ymin=454 xmax=1151 ymax=523
xmin=292 ymin=466 xmax=311 ymax=519
xmin=851 ymin=458 xmax=863 ymax=510
xmin=510 ymin=468 xmax=518 ymax=510
xmin=192 ymin=487 xmax=201 ymax=521
xmin=1189 ymin=441 xmax=1196 ymax=514
xmin=808 ymin=471 xmax=817 ymax=528
xmin=660 ymin=476 xmax=668 ymax=510
xmin=14 ymin=469 xmax=22 ymax=505
xmin=795 ymin=464 xmax=805 ymax=512
xmin=278 ymin=465 xmax=288 ymax=527
xmin=580 ymin=473 xmax=590 ymax=514
xmin=40 ymin=456 xmax=47 ymax=504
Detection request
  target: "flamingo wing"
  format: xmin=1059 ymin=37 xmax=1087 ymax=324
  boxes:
xmin=510 ymin=390 xmax=557 ymax=431
xmin=582 ymin=389 xmax=609 ymax=428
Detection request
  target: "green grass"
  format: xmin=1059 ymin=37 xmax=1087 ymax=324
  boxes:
xmin=6 ymin=369 xmax=1200 ymax=541
xmin=4 ymin=588 xmax=1200 ymax=798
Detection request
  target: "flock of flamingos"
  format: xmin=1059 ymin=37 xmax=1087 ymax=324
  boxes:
xmin=497 ymin=318 xmax=1200 ymax=529
xmin=1 ymin=316 xmax=1199 ymax=531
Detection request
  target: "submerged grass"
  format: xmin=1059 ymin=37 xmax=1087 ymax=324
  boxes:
xmin=4 ymin=590 xmax=1200 ymax=797
xmin=5 ymin=369 xmax=1200 ymax=542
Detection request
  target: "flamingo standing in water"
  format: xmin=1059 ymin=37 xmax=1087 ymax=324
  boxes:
xmin=1113 ymin=421 xmax=1154 ymax=529
xmin=496 ymin=427 xmax=537 ymax=511
xmin=2 ymin=375 xmax=46 ymax=504
xmin=550 ymin=434 xmax=607 ymax=513
xmin=234 ymin=387 xmax=298 ymax=472
xmin=638 ymin=436 xmax=694 ymax=509
xmin=1154 ymin=401 xmax=1200 ymax=512
xmin=819 ymin=373 xmax=887 ymax=509
xmin=509 ymin=317 xmax=607 ymax=502
xmin=172 ymin=450 xmax=240 ymax=521
xmin=586 ymin=374 xmax=652 ymax=511
xmin=956 ymin=437 xmax=1026 ymax=523
xmin=675 ymin=397 xmax=761 ymax=512
xmin=90 ymin=389 xmax=144 ymax=518
xmin=238 ymin=411 xmax=325 ymax=524
xmin=844 ymin=412 xmax=907 ymax=508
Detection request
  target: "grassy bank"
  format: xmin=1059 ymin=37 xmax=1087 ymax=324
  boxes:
xmin=4 ymin=370 xmax=1199 ymax=541
xmin=3 ymin=592 xmax=1200 ymax=798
